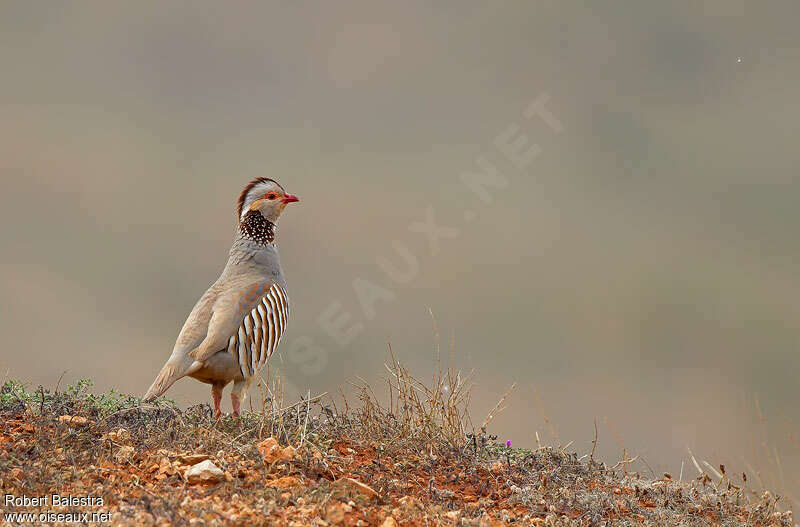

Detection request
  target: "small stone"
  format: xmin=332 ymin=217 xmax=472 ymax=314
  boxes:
xmin=445 ymin=510 xmax=461 ymax=522
xmin=135 ymin=512 xmax=155 ymax=525
xmin=332 ymin=477 xmax=379 ymax=501
xmin=157 ymin=457 xmax=174 ymax=475
xmin=326 ymin=504 xmax=346 ymax=525
xmin=106 ymin=428 xmax=130 ymax=442
xmin=58 ymin=415 xmax=89 ymax=426
xmin=398 ymin=496 xmax=423 ymax=510
xmin=114 ymin=445 xmax=135 ymax=462
xmin=184 ymin=460 xmax=225 ymax=485
xmin=265 ymin=476 xmax=302 ymax=489
xmin=381 ymin=517 xmax=398 ymax=527
xmin=258 ymin=437 xmax=282 ymax=463
xmin=281 ymin=445 xmax=298 ymax=461
xmin=178 ymin=453 xmax=209 ymax=465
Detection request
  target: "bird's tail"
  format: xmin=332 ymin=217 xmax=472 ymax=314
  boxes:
xmin=142 ymin=356 xmax=202 ymax=402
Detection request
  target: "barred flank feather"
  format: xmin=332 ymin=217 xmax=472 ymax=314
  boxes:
xmin=227 ymin=283 xmax=290 ymax=379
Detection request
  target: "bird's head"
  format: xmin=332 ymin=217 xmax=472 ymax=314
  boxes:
xmin=237 ymin=178 xmax=300 ymax=224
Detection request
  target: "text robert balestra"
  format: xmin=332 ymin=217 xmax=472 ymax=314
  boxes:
xmin=4 ymin=494 xmax=105 ymax=507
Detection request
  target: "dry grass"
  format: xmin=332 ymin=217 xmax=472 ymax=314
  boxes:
xmin=0 ymin=355 xmax=795 ymax=526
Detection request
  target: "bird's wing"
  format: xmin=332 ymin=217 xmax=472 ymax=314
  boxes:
xmin=172 ymin=286 xmax=220 ymax=355
xmin=188 ymin=280 xmax=289 ymax=375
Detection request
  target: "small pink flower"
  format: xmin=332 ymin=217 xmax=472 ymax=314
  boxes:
xmin=506 ymin=440 xmax=512 ymax=448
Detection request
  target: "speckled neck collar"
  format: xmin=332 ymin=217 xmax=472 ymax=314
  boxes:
xmin=239 ymin=211 xmax=275 ymax=245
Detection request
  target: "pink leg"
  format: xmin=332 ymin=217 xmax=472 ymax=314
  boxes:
xmin=212 ymin=383 xmax=224 ymax=418
xmin=230 ymin=394 xmax=241 ymax=417
xmin=230 ymin=380 xmax=246 ymax=418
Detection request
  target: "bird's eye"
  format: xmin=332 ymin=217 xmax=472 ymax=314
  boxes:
xmin=266 ymin=193 xmax=277 ymax=200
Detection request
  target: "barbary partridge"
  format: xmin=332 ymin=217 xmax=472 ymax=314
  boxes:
xmin=143 ymin=178 xmax=299 ymax=416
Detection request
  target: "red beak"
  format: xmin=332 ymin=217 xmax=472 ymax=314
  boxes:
xmin=282 ymin=193 xmax=300 ymax=204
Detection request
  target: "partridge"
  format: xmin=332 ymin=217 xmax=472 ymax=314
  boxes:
xmin=143 ymin=178 xmax=299 ymax=416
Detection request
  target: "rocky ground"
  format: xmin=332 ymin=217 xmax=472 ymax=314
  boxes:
xmin=0 ymin=375 xmax=794 ymax=526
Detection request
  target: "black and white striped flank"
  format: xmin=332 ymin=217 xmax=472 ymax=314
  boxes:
xmin=227 ymin=282 xmax=290 ymax=378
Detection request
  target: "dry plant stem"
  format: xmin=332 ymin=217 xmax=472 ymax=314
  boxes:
xmin=604 ymin=417 xmax=629 ymax=474
xmin=481 ymin=382 xmax=516 ymax=430
xmin=532 ymin=385 xmax=560 ymax=448
xmin=589 ymin=419 xmax=598 ymax=475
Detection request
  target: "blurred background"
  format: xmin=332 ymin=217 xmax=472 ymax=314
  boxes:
xmin=1 ymin=0 xmax=798 ymax=503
